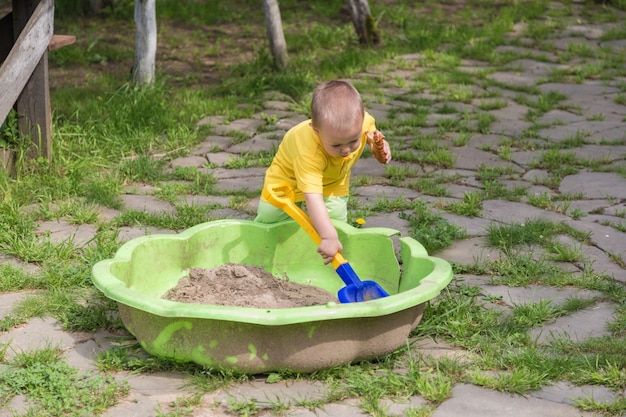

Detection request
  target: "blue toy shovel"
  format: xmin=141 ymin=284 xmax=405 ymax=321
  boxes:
xmin=265 ymin=182 xmax=389 ymax=303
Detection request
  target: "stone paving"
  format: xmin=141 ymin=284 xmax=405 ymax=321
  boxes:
xmin=2 ymin=6 xmax=626 ymax=417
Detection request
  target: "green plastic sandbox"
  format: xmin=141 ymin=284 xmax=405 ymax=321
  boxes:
xmin=91 ymin=219 xmax=453 ymax=373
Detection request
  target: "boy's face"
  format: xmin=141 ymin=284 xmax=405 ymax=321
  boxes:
xmin=312 ymin=119 xmax=362 ymax=158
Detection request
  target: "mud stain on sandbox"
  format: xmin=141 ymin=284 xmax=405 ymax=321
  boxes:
xmin=164 ymin=263 xmax=337 ymax=308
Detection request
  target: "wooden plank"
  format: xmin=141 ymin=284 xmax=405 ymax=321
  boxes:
xmin=0 ymin=0 xmax=53 ymax=159
xmin=48 ymin=34 xmax=76 ymax=51
xmin=0 ymin=0 xmax=53 ymax=124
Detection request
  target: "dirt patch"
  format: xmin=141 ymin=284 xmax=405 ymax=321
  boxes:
xmin=164 ymin=264 xmax=337 ymax=308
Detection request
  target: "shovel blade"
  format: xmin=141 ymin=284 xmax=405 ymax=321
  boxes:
xmin=338 ymin=281 xmax=389 ymax=303
xmin=335 ymin=261 xmax=388 ymax=303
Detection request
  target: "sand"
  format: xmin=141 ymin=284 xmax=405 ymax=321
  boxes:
xmin=163 ymin=263 xmax=337 ymax=308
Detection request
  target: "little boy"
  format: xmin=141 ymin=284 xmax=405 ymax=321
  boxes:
xmin=255 ymin=80 xmax=391 ymax=264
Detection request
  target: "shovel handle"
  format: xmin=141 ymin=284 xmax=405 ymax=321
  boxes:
xmin=264 ymin=182 xmax=346 ymax=270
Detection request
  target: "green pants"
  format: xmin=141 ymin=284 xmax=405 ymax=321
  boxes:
xmin=255 ymin=196 xmax=348 ymax=223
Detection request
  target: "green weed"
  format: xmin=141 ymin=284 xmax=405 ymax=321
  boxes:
xmin=1 ymin=346 xmax=129 ymax=416
xmin=399 ymin=201 xmax=467 ymax=253
xmin=442 ymin=192 xmax=483 ymax=217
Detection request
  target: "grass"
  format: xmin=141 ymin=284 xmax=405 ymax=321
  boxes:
xmin=1 ymin=346 xmax=129 ymax=416
xmin=1 ymin=0 xmax=626 ymax=416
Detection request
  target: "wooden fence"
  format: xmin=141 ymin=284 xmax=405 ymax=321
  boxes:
xmin=0 ymin=0 xmax=74 ymax=171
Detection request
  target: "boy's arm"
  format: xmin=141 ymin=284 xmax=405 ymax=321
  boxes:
xmin=304 ymin=193 xmax=343 ymax=265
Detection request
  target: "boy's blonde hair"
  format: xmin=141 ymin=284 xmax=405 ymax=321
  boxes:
xmin=311 ymin=80 xmax=364 ymax=135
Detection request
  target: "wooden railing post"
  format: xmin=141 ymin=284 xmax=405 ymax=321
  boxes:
xmin=12 ymin=0 xmax=53 ymax=161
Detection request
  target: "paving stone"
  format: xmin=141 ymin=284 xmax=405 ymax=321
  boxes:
xmin=564 ymin=24 xmax=608 ymax=40
xmin=65 ymin=339 xmax=100 ymax=372
xmin=538 ymin=120 xmax=626 ymax=143
xmin=560 ymin=172 xmax=626 ymax=199
xmin=361 ymin=212 xmax=412 ymax=239
xmin=548 ymin=36 xmax=599 ymax=51
xmin=530 ymin=301 xmax=617 ymax=344
xmin=0 ymin=317 xmax=82 ymax=360
xmin=537 ymin=82 xmax=621 ymax=97
xmin=569 ymin=145 xmax=626 ymax=162
xmin=0 ymin=394 xmax=30 ymax=417
xmin=0 ymin=291 xmax=37 ymax=318
xmin=275 ymin=114 xmax=308 ymax=131
xmin=438 ymin=168 xmax=482 ymax=179
xmin=478 ymin=284 xmax=602 ymax=308
xmin=605 ymin=202 xmax=626 ymax=217
xmin=169 ymin=155 xmax=207 ymax=168
xmin=574 ymin=244 xmax=626 ymax=282
xmin=352 ymin=184 xmax=423 ymax=203
xmin=451 ymin=147 xmax=524 ymax=172
xmin=563 ymin=217 xmax=626 ymax=256
xmin=206 ymin=151 xmax=238 ymax=166
xmin=435 ymin=237 xmax=504 ymax=265
xmin=505 ymin=59 xmax=569 ymax=75
xmin=117 ymin=371 xmax=191 ymax=396
xmin=509 ymin=125 xmax=547 ymax=143
xmin=487 ymin=71 xmax=543 ymax=87
xmin=511 ymin=151 xmax=536 ymax=167
xmin=196 ymin=115 xmax=226 ymax=127
xmin=102 ymin=393 xmax=183 ymax=417
xmin=227 ymin=135 xmax=280 ymax=153
xmin=493 ymin=44 xmax=540 ymax=56
xmin=217 ymin=378 xmax=328 ymax=407
xmin=432 ymin=383 xmax=597 ymax=417
xmin=36 ymin=219 xmax=99 ymax=247
xmin=438 ymin=212 xmax=494 ymax=237
xmin=411 ymin=337 xmax=476 ymax=363
xmin=532 ymin=381 xmax=617 ymax=406
xmin=522 ymin=185 xmax=554 ymax=200
xmin=535 ymin=109 xmax=586 ymax=125
xmin=380 ymin=396 xmax=430 ymax=416
xmin=566 ymin=199 xmax=616 ymax=215
xmin=481 ymin=200 xmax=569 ymax=224
xmin=600 ymin=38 xmax=626 ymax=50
xmin=120 ymin=194 xmax=176 ymax=214
xmin=214 ymin=118 xmax=266 ymax=137
xmin=124 ymin=183 xmax=159 ymax=195
xmin=364 ymin=108 xmax=390 ymax=124
xmin=454 ymin=273 xmax=493 ymax=287
xmin=262 ymin=100 xmax=292 ymax=111
xmin=499 ymin=179 xmax=534 ymax=192
xmin=442 ymin=183 xmax=482 ymax=199
xmin=467 ymin=133 xmax=507 ymax=148
xmin=192 ymin=135 xmax=234 ymax=154
xmin=352 ymin=155 xmax=392 ymax=178
xmin=285 ymin=399 xmax=368 ymax=417
xmin=215 ymin=176 xmax=265 ymax=193
xmin=0 ymin=254 xmax=41 ymax=275
xmin=448 ymin=174 xmax=484 ymax=190
xmin=177 ymin=194 xmax=232 ymax=207
xmin=97 ymin=206 xmax=122 ymax=223
xmin=211 ymin=167 xmax=267 ymax=180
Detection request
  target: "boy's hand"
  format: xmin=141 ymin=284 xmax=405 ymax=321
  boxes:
xmin=304 ymin=192 xmax=343 ymax=265
xmin=318 ymin=238 xmax=343 ymax=265
xmin=366 ymin=130 xmax=391 ymax=164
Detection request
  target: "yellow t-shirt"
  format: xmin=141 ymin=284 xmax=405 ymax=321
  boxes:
xmin=262 ymin=112 xmax=376 ymax=203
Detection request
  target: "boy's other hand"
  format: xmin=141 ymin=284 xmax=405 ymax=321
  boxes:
xmin=318 ymin=238 xmax=343 ymax=265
